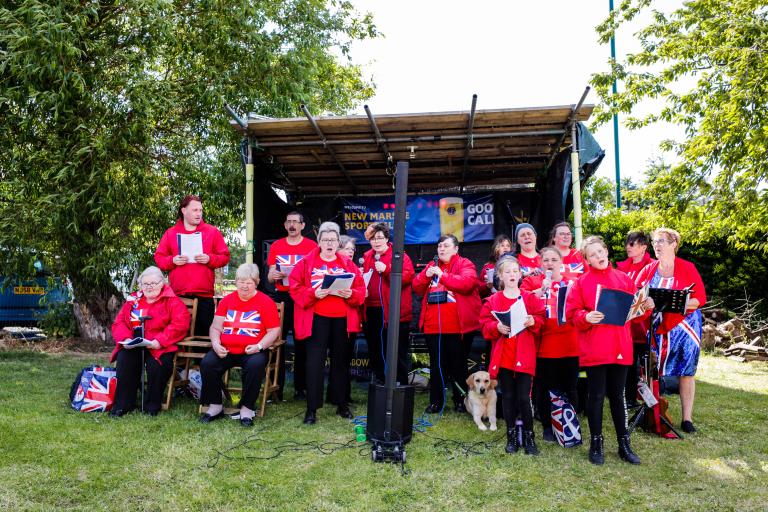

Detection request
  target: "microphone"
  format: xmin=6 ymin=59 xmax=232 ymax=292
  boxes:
xmin=358 ymin=257 xmax=364 ymax=266
xmin=433 ymin=255 xmax=439 ymax=265
xmin=374 ymin=253 xmax=382 ymax=272
xmin=544 ymin=270 xmax=552 ymax=298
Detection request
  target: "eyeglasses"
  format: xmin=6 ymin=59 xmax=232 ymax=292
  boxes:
xmin=320 ymin=238 xmax=339 ymax=244
xmin=141 ymin=281 xmax=162 ymax=289
xmin=370 ymin=236 xmax=387 ymax=242
xmin=556 ymin=231 xmax=572 ymax=237
xmin=651 ymin=239 xmax=670 ymax=246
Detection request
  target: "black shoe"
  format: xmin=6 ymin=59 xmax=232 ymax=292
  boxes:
xmin=108 ymin=409 xmax=127 ymax=418
xmin=681 ymin=420 xmax=697 ymax=433
xmin=199 ymin=411 xmax=226 ymax=424
xmin=542 ymin=426 xmax=556 ymax=443
xmin=522 ymin=430 xmax=539 ymax=456
xmin=454 ymin=401 xmax=467 ymax=414
xmin=618 ymin=434 xmax=641 ymax=465
xmin=589 ymin=434 xmax=605 ymax=465
xmin=294 ymin=390 xmax=306 ymax=400
xmin=336 ymin=405 xmax=353 ymax=419
xmin=505 ymin=426 xmax=519 ymax=454
xmin=240 ymin=417 xmax=254 ymax=428
xmin=424 ymin=403 xmax=442 ymax=414
xmin=303 ymin=409 xmax=317 ymax=425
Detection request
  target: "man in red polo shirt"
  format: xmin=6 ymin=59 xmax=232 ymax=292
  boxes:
xmin=155 ymin=195 xmax=230 ymax=336
xmin=267 ymin=211 xmax=317 ymax=400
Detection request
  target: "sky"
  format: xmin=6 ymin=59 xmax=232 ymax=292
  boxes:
xmin=346 ymin=0 xmax=685 ymax=185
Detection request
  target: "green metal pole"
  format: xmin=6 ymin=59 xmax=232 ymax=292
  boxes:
xmin=610 ymin=0 xmax=622 ymax=208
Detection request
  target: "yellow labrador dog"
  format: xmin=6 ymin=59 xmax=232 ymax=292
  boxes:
xmin=464 ymin=371 xmax=498 ymax=431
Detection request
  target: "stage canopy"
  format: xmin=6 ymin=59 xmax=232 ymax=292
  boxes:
xmin=230 ymin=100 xmax=596 ymax=198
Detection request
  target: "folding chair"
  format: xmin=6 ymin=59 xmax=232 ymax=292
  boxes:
xmin=163 ymin=297 xmax=212 ymax=410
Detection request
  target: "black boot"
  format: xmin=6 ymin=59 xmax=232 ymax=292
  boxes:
xmin=588 ymin=434 xmax=604 ymax=465
xmin=618 ymin=434 xmax=641 ymax=464
xmin=505 ymin=426 xmax=519 ymax=454
xmin=522 ymin=430 xmax=539 ymax=456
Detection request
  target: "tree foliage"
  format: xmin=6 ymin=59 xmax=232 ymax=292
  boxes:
xmin=591 ymin=0 xmax=768 ymax=254
xmin=0 ymin=0 xmax=377 ymax=338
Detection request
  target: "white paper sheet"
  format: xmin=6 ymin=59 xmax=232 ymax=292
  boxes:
xmin=177 ymin=232 xmax=203 ymax=259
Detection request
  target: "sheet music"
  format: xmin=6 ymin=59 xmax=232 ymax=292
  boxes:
xmin=492 ymin=298 xmax=528 ymax=338
xmin=363 ymin=269 xmax=374 ymax=288
xmin=279 ymin=264 xmax=295 ymax=287
xmin=322 ymin=273 xmax=354 ymax=291
xmin=177 ymin=233 xmax=203 ymax=259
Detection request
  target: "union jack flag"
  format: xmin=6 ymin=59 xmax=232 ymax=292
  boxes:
xmin=276 ymin=254 xmax=304 ymax=271
xmin=429 ymin=274 xmax=455 ymax=302
xmin=561 ymin=262 xmax=584 ymax=274
xmin=550 ymin=390 xmax=582 ymax=447
xmin=71 ymin=366 xmax=117 ymax=412
xmin=310 ymin=264 xmax=346 ymax=289
xmin=223 ymin=310 xmax=262 ymax=337
xmin=129 ymin=307 xmax=144 ymax=328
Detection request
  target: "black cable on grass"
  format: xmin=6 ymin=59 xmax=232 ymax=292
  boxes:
xmin=418 ymin=430 xmax=505 ymax=461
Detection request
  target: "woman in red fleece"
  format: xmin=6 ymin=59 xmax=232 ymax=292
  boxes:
xmin=110 ymin=266 xmax=189 ymax=417
xmin=289 ymin=222 xmax=365 ymax=425
xmin=198 ymin=263 xmax=281 ymax=427
xmin=478 ymin=234 xmax=513 ymax=298
xmin=361 ymin=223 xmax=415 ymax=385
xmin=548 ymin=222 xmax=584 ymax=274
xmin=413 ymin=234 xmax=481 ymax=414
xmin=480 ymin=257 xmax=545 ymax=455
xmin=566 ymin=236 xmax=651 ymax=466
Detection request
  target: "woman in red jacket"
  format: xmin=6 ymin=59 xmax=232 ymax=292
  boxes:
xmin=289 ymin=222 xmax=366 ymax=425
xmin=521 ymin=246 xmax=580 ymax=442
xmin=566 ymin=236 xmax=649 ymax=465
xmin=110 ymin=266 xmax=190 ymax=417
xmin=362 ymin=223 xmax=415 ymax=386
xmin=635 ymin=228 xmax=706 ymax=434
xmin=480 ymin=257 xmax=545 ymax=454
xmin=413 ymin=234 xmax=482 ymax=414
xmin=515 ymin=223 xmax=542 ymax=277
xmin=548 ymin=222 xmax=584 ymax=274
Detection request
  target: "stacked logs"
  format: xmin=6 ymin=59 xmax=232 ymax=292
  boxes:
xmin=701 ymin=311 xmax=768 ymax=362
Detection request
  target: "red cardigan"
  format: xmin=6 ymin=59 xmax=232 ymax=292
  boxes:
xmin=480 ymin=291 xmax=545 ymax=377
xmin=634 ymin=257 xmax=707 ymax=335
xmin=110 ymin=285 xmax=190 ymax=363
xmin=288 ymin=247 xmax=365 ymax=341
xmin=412 ymin=253 xmax=482 ymax=335
xmin=565 ymin=265 xmax=635 ymax=367
xmin=362 ymin=244 xmax=415 ymax=323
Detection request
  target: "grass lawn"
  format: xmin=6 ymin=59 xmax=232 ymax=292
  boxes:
xmin=0 ymin=350 xmax=766 ymax=511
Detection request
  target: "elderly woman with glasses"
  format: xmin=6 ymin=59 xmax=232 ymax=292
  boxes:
xmin=289 ymin=222 xmax=366 ymax=425
xmin=110 ymin=266 xmax=190 ymax=417
xmin=198 ymin=263 xmax=282 ymax=427
xmin=635 ymin=228 xmax=706 ymax=434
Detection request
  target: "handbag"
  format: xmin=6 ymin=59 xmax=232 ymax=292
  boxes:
xmin=550 ymin=390 xmax=582 ymax=447
xmin=70 ymin=366 xmax=117 ymax=412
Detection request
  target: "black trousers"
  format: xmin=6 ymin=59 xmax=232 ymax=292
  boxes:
xmin=113 ymin=349 xmax=174 ymax=414
xmin=199 ymin=351 xmax=267 ymax=410
xmin=460 ymin=331 xmax=482 ymax=371
xmin=625 ymin=343 xmax=649 ymax=403
xmin=275 ymin=291 xmax=304 ymax=399
xmin=363 ymin=307 xmax=411 ymax=385
xmin=306 ymin=315 xmax=349 ymax=411
xmin=425 ymin=333 xmax=465 ymax=407
xmin=182 ymin=295 xmax=215 ymax=337
xmin=499 ymin=368 xmax=533 ymax=430
xmin=585 ymin=364 xmax=629 ymax=438
xmin=536 ymin=356 xmax=580 ymax=430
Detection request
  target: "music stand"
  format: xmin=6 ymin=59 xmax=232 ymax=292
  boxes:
xmin=628 ymin=287 xmax=690 ymax=439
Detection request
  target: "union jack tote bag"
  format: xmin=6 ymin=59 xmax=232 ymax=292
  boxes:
xmin=550 ymin=390 xmax=582 ymax=448
xmin=70 ymin=366 xmax=117 ymax=412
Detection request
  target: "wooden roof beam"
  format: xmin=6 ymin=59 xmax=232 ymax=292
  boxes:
xmin=363 ymin=105 xmax=392 ymax=168
xmin=544 ymin=86 xmax=591 ymax=172
xmin=300 ymin=104 xmax=359 ymax=195
xmin=460 ymin=94 xmax=478 ymax=192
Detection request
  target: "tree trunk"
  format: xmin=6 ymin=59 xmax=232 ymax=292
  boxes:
xmin=72 ymin=293 xmax=123 ymax=342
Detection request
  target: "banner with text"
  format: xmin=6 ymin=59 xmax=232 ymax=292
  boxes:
xmin=342 ymin=194 xmax=494 ymax=244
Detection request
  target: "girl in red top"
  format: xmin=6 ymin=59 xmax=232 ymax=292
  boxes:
xmin=110 ymin=266 xmax=190 ymax=417
xmin=480 ymin=257 xmax=545 ymax=455
xmin=361 ymin=223 xmax=415 ymax=386
xmin=521 ymin=246 xmax=580 ymax=442
xmin=478 ymin=234 xmax=513 ymax=298
xmin=413 ymin=234 xmax=481 ymax=414
xmin=566 ymin=236 xmax=651 ymax=465
xmin=514 ymin=223 xmax=542 ymax=277
xmin=548 ymin=221 xmax=584 ymax=274
xmin=289 ymin=222 xmax=365 ymax=425
xmin=199 ymin=263 xmax=282 ymax=427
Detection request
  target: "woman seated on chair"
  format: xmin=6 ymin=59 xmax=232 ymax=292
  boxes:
xmin=110 ymin=266 xmax=190 ymax=417
xmin=199 ymin=263 xmax=281 ymax=427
